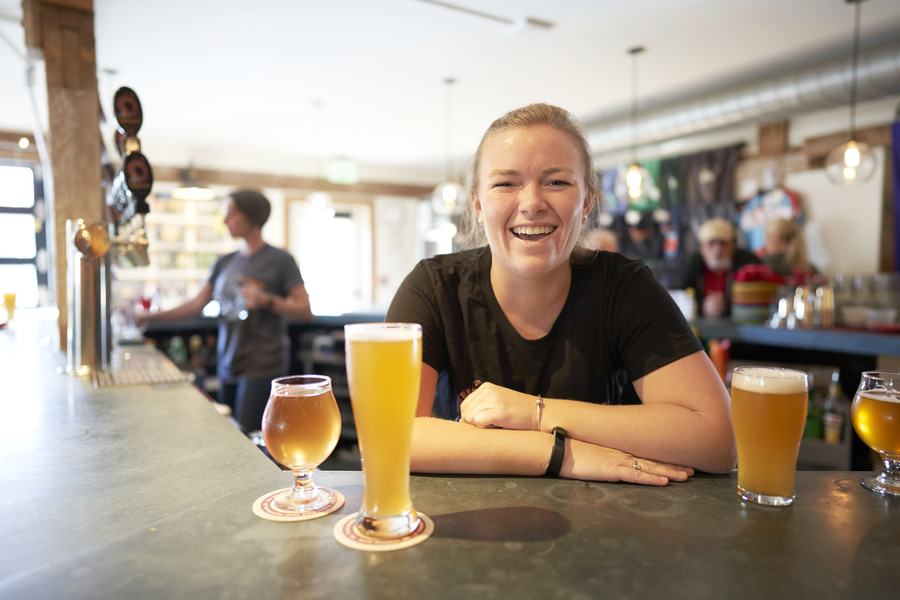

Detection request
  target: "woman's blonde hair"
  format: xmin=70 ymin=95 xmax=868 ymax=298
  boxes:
xmin=461 ymin=103 xmax=602 ymax=258
xmin=766 ymin=218 xmax=810 ymax=272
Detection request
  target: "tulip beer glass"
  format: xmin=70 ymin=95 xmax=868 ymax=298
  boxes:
xmin=731 ymin=366 xmax=808 ymax=506
xmin=344 ymin=323 xmax=422 ymax=539
xmin=261 ymin=375 xmax=341 ymax=513
xmin=851 ymin=371 xmax=900 ymax=496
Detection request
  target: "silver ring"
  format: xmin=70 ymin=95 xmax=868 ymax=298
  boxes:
xmin=632 ymin=460 xmax=640 ymax=471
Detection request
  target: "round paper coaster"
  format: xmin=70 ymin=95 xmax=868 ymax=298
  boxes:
xmin=252 ymin=488 xmax=345 ymax=522
xmin=333 ymin=512 xmax=434 ymax=551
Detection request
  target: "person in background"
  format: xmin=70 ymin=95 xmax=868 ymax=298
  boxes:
xmin=386 ymin=103 xmax=736 ymax=485
xmin=137 ymin=189 xmax=314 ymax=433
xmin=677 ymin=217 xmax=761 ymax=318
xmin=763 ymin=218 xmax=817 ymax=278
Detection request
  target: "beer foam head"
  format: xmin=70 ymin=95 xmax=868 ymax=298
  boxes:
xmin=860 ymin=389 xmax=900 ymax=404
xmin=344 ymin=322 xmax=422 ymax=342
xmin=732 ymin=367 xmax=808 ymax=394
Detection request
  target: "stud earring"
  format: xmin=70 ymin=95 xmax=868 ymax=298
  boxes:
xmin=477 ymin=217 xmax=484 ymax=225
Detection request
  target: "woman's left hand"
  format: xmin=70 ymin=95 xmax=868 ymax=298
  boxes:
xmin=459 ymin=382 xmax=540 ymax=431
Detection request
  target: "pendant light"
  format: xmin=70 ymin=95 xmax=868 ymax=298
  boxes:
xmin=825 ymin=0 xmax=876 ymax=185
xmin=431 ymin=78 xmax=465 ymax=217
xmin=172 ymin=164 xmax=215 ymax=201
xmin=308 ymin=99 xmax=335 ymax=218
xmin=614 ymin=46 xmax=658 ymax=209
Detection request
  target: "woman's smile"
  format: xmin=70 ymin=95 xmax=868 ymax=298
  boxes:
xmin=511 ymin=225 xmax=557 ymax=241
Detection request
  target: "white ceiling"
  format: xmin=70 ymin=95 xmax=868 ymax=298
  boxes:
xmin=2 ymin=0 xmax=900 ymax=186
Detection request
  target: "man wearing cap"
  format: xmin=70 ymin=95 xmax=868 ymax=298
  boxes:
xmin=678 ymin=217 xmax=761 ymax=318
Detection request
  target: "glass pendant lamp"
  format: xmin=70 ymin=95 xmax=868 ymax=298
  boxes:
xmin=308 ymin=100 xmax=335 ymax=218
xmin=432 ymin=78 xmax=465 ymax=217
xmin=825 ymin=0 xmax=876 ymax=185
xmin=614 ymin=46 xmax=658 ymax=208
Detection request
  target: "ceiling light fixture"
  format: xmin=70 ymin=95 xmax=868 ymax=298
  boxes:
xmin=615 ymin=46 xmax=658 ymax=210
xmin=825 ymin=0 xmax=876 ymax=185
xmin=308 ymin=99 xmax=335 ymax=219
xmin=172 ymin=165 xmax=215 ymax=201
xmin=431 ymin=78 xmax=465 ymax=217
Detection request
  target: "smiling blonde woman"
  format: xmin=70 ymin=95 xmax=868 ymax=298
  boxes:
xmin=387 ymin=103 xmax=736 ymax=484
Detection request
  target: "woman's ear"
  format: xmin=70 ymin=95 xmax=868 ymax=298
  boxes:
xmin=473 ymin=193 xmax=483 ymax=223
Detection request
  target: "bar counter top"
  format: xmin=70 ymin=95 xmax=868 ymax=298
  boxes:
xmin=2 ymin=310 xmax=898 ymax=599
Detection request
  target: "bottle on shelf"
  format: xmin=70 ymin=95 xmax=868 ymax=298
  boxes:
xmin=822 ymin=369 xmax=849 ymax=444
xmin=166 ymin=335 xmax=188 ymax=368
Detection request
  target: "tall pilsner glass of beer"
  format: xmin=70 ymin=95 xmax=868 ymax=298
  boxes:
xmin=344 ymin=323 xmax=422 ymax=538
xmin=731 ymin=366 xmax=808 ymax=506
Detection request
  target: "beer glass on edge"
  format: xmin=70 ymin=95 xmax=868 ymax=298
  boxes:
xmin=851 ymin=371 xmax=900 ymax=496
xmin=344 ymin=322 xmax=422 ymax=539
xmin=731 ymin=366 xmax=808 ymax=506
xmin=261 ymin=375 xmax=341 ymax=513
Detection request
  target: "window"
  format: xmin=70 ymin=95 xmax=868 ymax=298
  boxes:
xmin=0 ymin=163 xmax=48 ymax=307
xmin=288 ymin=200 xmax=373 ymax=316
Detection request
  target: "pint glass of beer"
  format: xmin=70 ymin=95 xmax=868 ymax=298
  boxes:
xmin=731 ymin=366 xmax=808 ymax=506
xmin=344 ymin=323 xmax=422 ymax=538
xmin=851 ymin=371 xmax=900 ymax=496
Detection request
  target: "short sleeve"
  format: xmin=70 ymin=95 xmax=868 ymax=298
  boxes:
xmin=386 ymin=260 xmax=447 ymax=372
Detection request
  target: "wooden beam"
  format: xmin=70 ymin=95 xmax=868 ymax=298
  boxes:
xmin=757 ymin=120 xmax=790 ymax=157
xmin=152 ymin=166 xmax=433 ymax=198
xmin=23 ymin=0 xmax=101 ymax=350
xmin=0 ymin=131 xmax=40 ymax=161
xmin=802 ymin=124 xmax=892 ymax=167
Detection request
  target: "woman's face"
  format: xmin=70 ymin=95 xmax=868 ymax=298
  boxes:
xmin=473 ymin=125 xmax=592 ymax=280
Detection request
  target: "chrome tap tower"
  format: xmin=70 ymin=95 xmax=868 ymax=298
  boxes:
xmin=67 ymin=86 xmax=153 ymax=377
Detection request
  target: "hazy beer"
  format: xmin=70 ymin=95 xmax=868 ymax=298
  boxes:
xmin=850 ymin=371 xmax=900 ymax=496
xmin=261 ymin=375 xmax=341 ymax=513
xmin=345 ymin=323 xmax=422 ymax=538
xmin=852 ymin=390 xmax=900 ymax=456
xmin=263 ymin=385 xmax=341 ymax=470
xmin=731 ymin=367 xmax=808 ymax=505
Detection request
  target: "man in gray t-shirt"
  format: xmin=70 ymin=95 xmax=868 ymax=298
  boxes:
xmin=138 ymin=190 xmax=313 ymax=433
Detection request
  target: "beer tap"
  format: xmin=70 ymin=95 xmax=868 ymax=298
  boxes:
xmin=106 ymin=86 xmax=153 ymax=267
xmin=67 ymin=85 xmax=154 ymax=378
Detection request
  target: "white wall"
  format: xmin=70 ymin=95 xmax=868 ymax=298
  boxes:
xmin=781 ymin=148 xmax=886 ymax=276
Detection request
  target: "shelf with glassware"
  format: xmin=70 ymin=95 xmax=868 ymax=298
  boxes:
xmin=113 ymin=194 xmax=237 ymax=310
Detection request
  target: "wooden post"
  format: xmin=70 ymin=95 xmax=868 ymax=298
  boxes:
xmin=22 ymin=0 xmax=102 ymax=350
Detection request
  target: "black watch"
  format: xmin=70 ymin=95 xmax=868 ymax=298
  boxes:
xmin=545 ymin=427 xmax=566 ymax=477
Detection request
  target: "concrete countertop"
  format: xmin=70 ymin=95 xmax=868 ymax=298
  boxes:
xmin=1 ymin=310 xmax=898 ymax=599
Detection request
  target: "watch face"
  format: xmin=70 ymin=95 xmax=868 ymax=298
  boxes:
xmin=114 ymin=86 xmax=143 ymax=136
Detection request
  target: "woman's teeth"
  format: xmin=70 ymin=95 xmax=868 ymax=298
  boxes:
xmin=512 ymin=226 xmax=554 ymax=235
xmin=511 ymin=225 xmax=556 ymax=240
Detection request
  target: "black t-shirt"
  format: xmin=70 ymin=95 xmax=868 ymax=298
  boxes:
xmin=386 ymin=246 xmax=703 ymax=419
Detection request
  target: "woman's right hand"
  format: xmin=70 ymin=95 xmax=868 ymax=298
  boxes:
xmin=562 ymin=437 xmax=694 ymax=486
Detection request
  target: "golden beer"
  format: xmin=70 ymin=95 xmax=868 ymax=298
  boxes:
xmin=851 ymin=371 xmax=900 ymax=496
xmin=851 ymin=391 xmax=900 ymax=456
xmin=345 ymin=323 xmax=422 ymax=538
xmin=262 ymin=386 xmax=341 ymax=470
xmin=731 ymin=367 xmax=808 ymax=505
xmin=260 ymin=375 xmax=341 ymax=513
